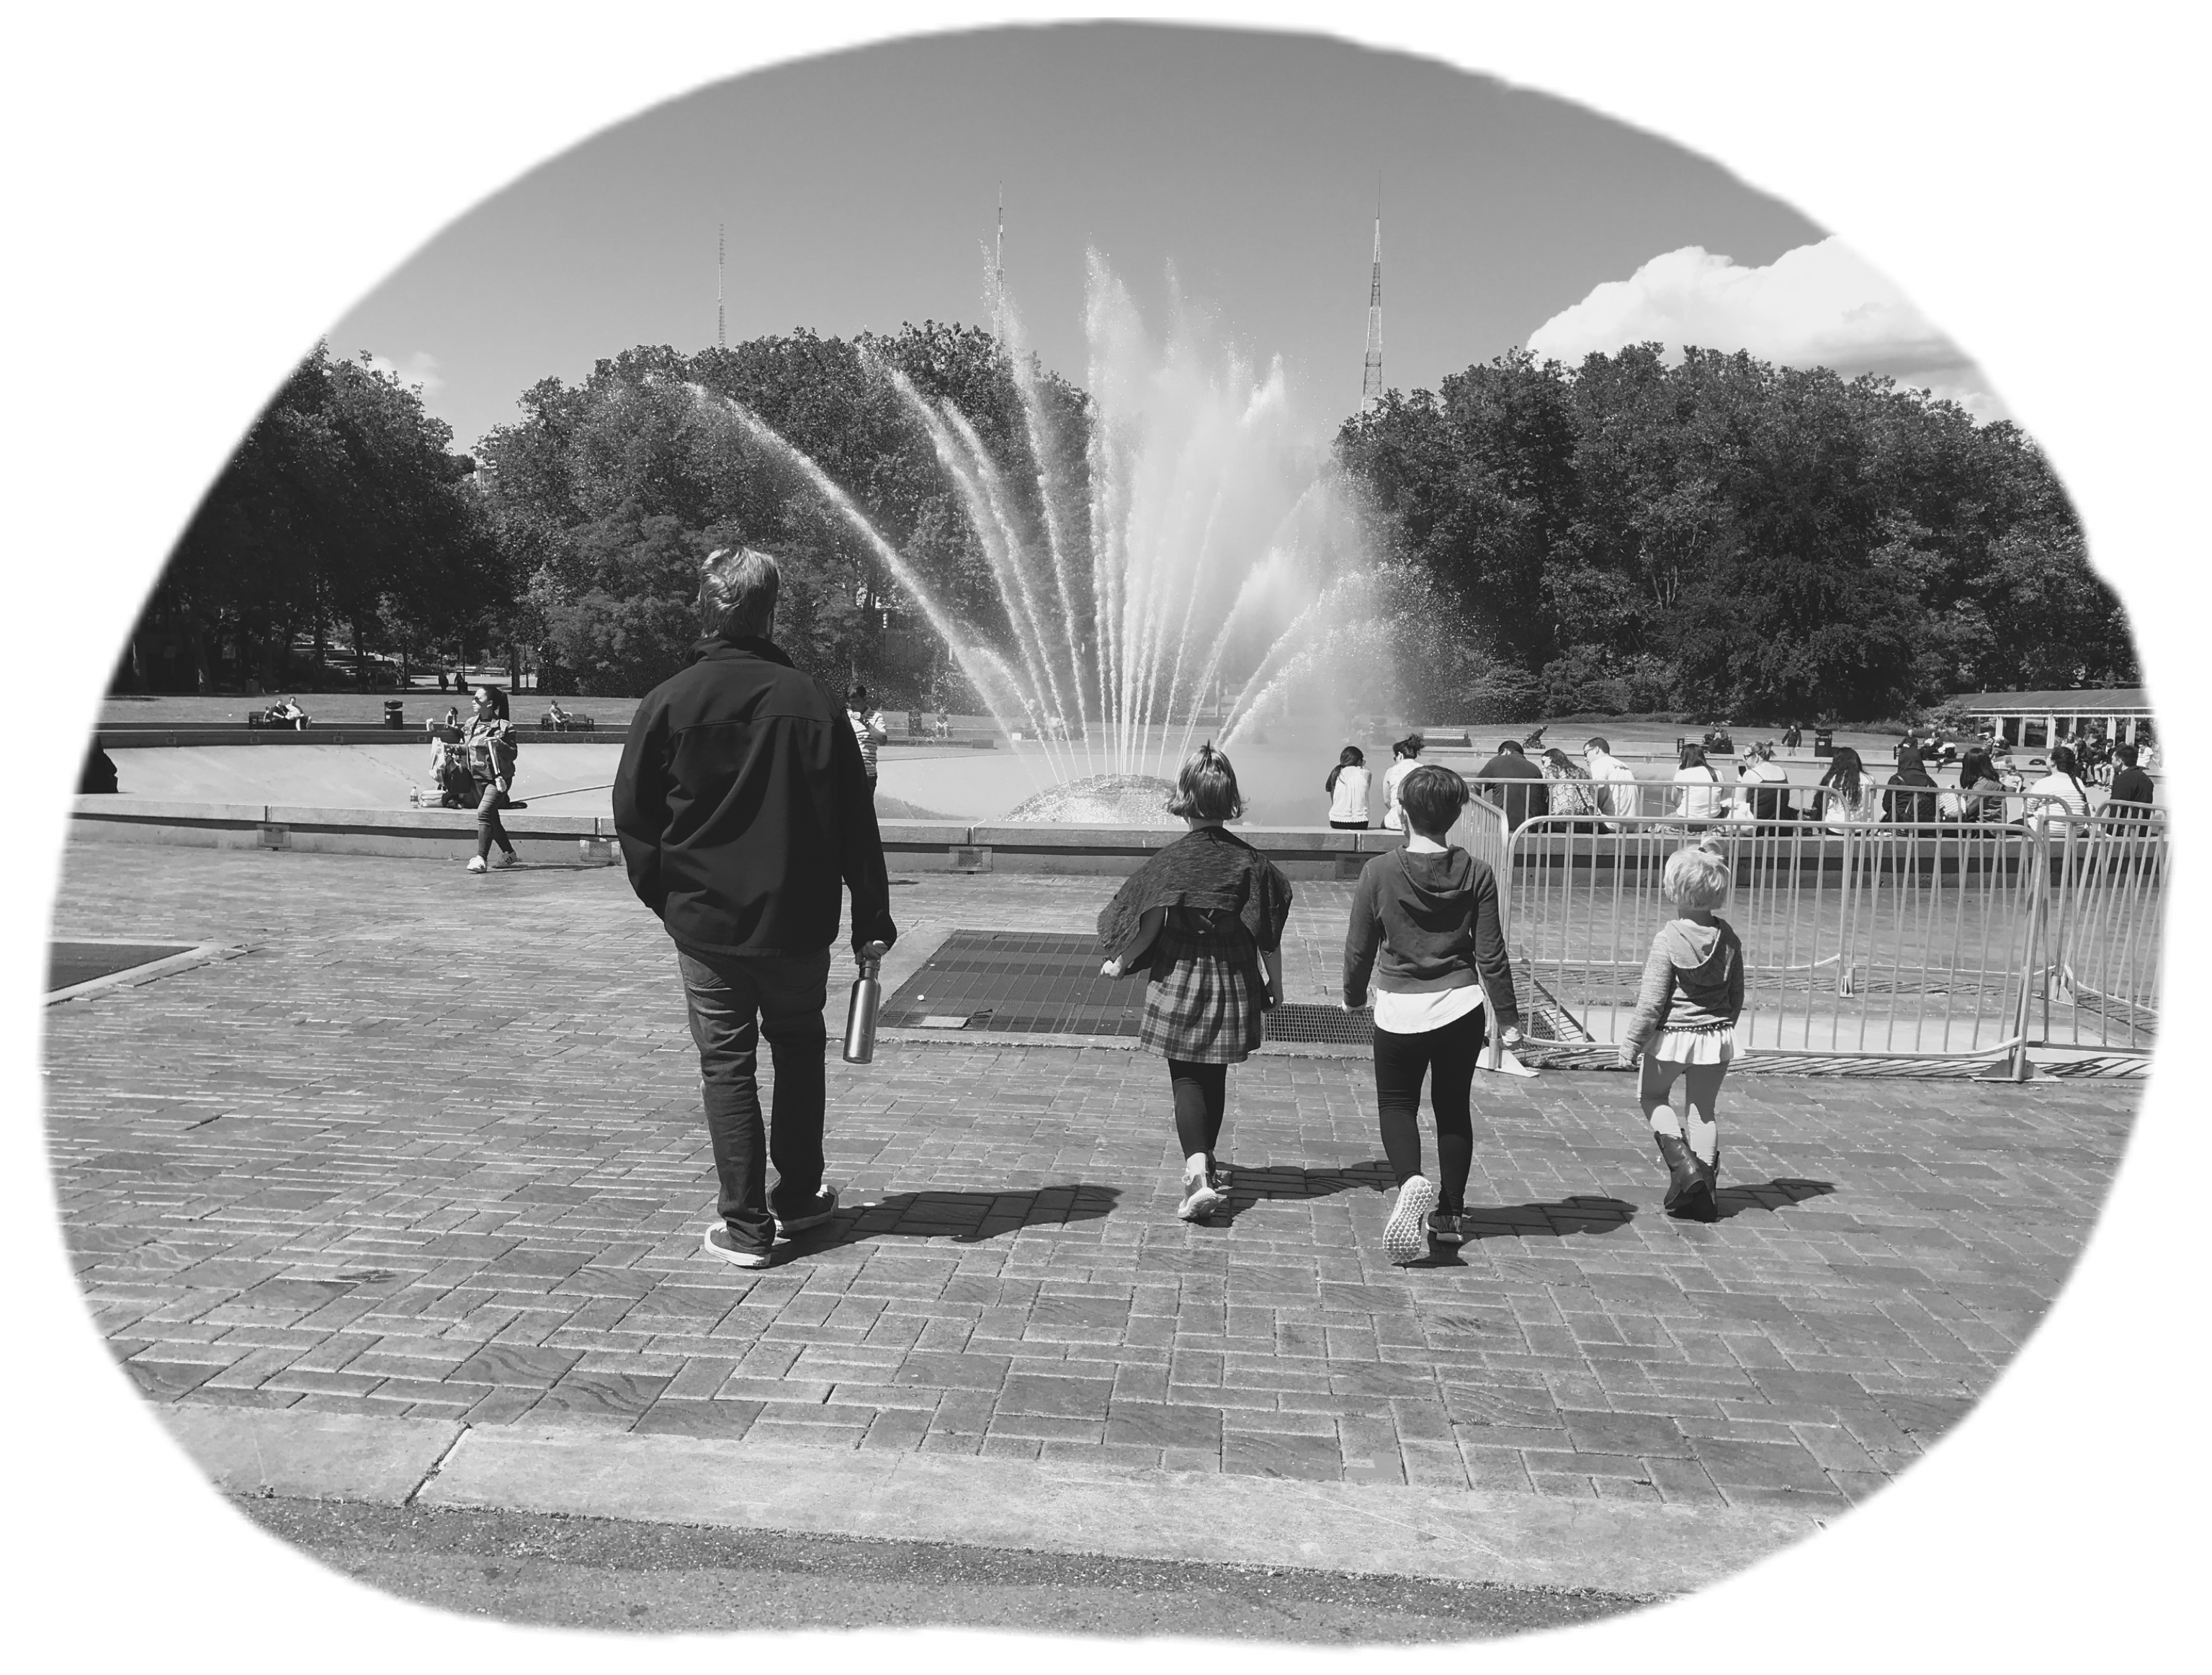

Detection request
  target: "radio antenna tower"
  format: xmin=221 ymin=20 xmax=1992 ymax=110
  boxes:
xmin=717 ymin=223 xmax=727 ymax=351
xmin=993 ymin=182 xmax=1006 ymax=341
xmin=1361 ymin=187 xmax=1384 ymax=408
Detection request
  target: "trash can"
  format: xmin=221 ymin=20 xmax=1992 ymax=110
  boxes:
xmin=383 ymin=700 xmax=405 ymax=730
xmin=1814 ymin=728 xmax=1835 ymax=758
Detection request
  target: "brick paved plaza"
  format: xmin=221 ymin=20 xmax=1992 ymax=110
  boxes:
xmin=45 ymin=842 xmax=2138 ymax=1519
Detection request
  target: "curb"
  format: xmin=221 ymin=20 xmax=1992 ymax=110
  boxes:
xmin=161 ymin=1403 xmax=1828 ymax=1597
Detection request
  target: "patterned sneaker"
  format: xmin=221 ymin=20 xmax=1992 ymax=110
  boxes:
xmin=772 ymin=1185 xmax=840 ymax=1237
xmin=1206 ymin=1160 xmax=1232 ymax=1194
xmin=1177 ymin=1169 xmax=1224 ymax=1222
xmin=1384 ymin=1174 xmax=1439 ymax=1264
xmin=700 ymin=1225 xmax=771 ymax=1269
xmin=491 ymin=849 xmax=517 ymax=870
xmin=1425 ymin=1208 xmax=1468 ymax=1246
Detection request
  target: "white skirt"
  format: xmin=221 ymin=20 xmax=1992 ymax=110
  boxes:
xmin=1654 ymin=1024 xmax=1737 ymax=1065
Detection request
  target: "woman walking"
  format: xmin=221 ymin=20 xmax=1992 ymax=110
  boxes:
xmin=1325 ymin=745 xmax=1371 ymax=829
xmin=460 ymin=682 xmax=521 ymax=873
xmin=1620 ymin=841 xmax=1745 ymax=1223
xmin=1098 ymin=746 xmax=1293 ymax=1223
xmin=1672 ymin=742 xmax=1728 ymax=828
xmin=1380 ymin=734 xmax=1424 ymax=833
xmin=1343 ymin=764 xmax=1523 ymax=1264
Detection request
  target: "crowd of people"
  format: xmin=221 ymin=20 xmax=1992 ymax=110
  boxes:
xmin=1319 ymin=729 xmax=2160 ymax=836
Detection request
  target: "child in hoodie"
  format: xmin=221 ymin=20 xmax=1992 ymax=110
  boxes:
xmin=1620 ymin=841 xmax=1745 ymax=1223
xmin=1343 ymin=764 xmax=1523 ymax=1264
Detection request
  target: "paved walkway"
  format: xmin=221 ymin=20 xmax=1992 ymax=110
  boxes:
xmin=43 ymin=842 xmax=2137 ymax=1584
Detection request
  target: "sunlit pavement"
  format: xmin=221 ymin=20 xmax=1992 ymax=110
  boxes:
xmin=42 ymin=841 xmax=2135 ymax=1586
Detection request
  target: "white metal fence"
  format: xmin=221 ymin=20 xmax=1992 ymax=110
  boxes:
xmin=1495 ymin=813 xmax=2163 ymax=1071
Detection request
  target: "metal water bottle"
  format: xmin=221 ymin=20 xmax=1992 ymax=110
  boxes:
xmin=842 ymin=942 xmax=887 ymax=1064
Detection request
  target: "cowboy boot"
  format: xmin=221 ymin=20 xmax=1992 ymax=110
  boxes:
xmin=1653 ymin=1132 xmax=1705 ymax=1217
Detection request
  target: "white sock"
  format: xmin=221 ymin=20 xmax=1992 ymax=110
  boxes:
xmin=1185 ymin=1153 xmax=1211 ymax=1179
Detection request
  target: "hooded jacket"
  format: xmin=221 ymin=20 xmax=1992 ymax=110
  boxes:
xmin=1341 ymin=845 xmax=1519 ymax=1029
xmin=1624 ymin=917 xmax=1745 ymax=1053
xmin=612 ymin=634 xmax=895 ymax=958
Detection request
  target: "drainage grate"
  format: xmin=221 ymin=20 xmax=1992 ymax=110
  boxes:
xmin=882 ymin=931 xmax=1371 ymax=1046
xmin=48 ymin=942 xmax=197 ymax=993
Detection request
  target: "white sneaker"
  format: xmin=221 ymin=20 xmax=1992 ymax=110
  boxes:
xmin=1384 ymin=1174 xmax=1438 ymax=1265
xmin=465 ymin=855 xmax=487 ymax=874
xmin=1176 ymin=1171 xmax=1224 ymax=1222
xmin=491 ymin=850 xmax=517 ymax=870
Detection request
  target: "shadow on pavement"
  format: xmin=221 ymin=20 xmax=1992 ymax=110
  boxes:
xmin=1714 ymin=1176 xmax=1837 ymax=1219
xmin=801 ymin=1186 xmax=1121 ymax=1248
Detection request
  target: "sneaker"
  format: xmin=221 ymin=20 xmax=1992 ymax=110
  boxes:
xmin=1384 ymin=1174 xmax=1439 ymax=1264
xmin=772 ymin=1185 xmax=839 ymax=1237
xmin=1206 ymin=1160 xmax=1232 ymax=1194
xmin=1426 ymin=1208 xmax=1469 ymax=1246
xmin=491 ymin=849 xmax=517 ymax=869
xmin=1176 ymin=1170 xmax=1224 ymax=1222
xmin=465 ymin=855 xmax=487 ymax=874
xmin=701 ymin=1225 xmax=771 ymax=1269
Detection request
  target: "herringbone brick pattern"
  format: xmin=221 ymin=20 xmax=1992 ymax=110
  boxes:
xmin=45 ymin=843 xmax=2136 ymax=1516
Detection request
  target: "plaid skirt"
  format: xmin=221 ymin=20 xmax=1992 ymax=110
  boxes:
xmin=1139 ymin=923 xmax=1264 ymax=1064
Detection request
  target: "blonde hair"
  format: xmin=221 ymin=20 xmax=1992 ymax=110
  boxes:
xmin=1663 ymin=841 xmax=1732 ymax=910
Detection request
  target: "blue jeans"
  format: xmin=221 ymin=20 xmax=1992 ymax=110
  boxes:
xmin=676 ymin=946 xmax=833 ymax=1254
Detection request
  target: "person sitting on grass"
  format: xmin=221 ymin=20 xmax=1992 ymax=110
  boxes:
xmin=1620 ymin=841 xmax=1745 ymax=1223
xmin=1341 ymin=763 xmax=1523 ymax=1265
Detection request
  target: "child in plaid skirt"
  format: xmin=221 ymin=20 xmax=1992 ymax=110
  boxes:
xmin=1098 ymin=746 xmax=1292 ymax=1222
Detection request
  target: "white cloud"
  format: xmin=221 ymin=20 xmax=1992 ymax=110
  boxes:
xmin=1526 ymin=238 xmax=2006 ymax=421
xmin=355 ymin=349 xmax=445 ymax=398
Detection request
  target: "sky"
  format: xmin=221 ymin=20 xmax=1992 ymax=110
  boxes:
xmin=319 ymin=22 xmax=1999 ymax=454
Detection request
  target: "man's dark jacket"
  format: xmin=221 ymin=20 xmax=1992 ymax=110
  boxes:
xmin=613 ymin=635 xmax=896 ymax=958
xmin=2106 ymin=765 xmax=2157 ymax=811
xmin=1474 ymin=751 xmax=1549 ymax=830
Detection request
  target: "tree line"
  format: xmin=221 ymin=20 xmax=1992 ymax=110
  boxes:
xmin=1336 ymin=344 xmax=2131 ymax=723
xmin=129 ymin=328 xmax=2131 ymax=727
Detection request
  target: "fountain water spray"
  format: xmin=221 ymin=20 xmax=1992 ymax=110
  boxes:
xmin=688 ymin=259 xmax=1378 ymax=817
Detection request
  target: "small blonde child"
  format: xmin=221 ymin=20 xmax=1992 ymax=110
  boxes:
xmin=1619 ymin=840 xmax=1745 ymax=1222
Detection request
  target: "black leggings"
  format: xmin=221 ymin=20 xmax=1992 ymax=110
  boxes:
xmin=1372 ymin=1006 xmax=1484 ymax=1212
xmin=473 ymin=781 xmax=515 ymax=861
xmin=1166 ymin=1059 xmax=1228 ymax=1163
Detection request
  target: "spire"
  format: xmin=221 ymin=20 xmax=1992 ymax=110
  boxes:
xmin=717 ymin=223 xmax=727 ymax=352
xmin=1361 ymin=189 xmax=1384 ymax=408
xmin=993 ymin=182 xmax=1006 ymax=341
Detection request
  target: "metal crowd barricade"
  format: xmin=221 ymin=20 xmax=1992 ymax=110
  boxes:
xmin=1492 ymin=803 xmax=2161 ymax=1072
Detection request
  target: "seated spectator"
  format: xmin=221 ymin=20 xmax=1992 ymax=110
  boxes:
xmin=1672 ymin=743 xmax=1728 ymax=828
xmin=1580 ymin=736 xmax=1639 ymax=826
xmin=1939 ymin=748 xmax=2008 ymax=826
xmin=1474 ymin=738 xmax=1549 ymax=830
xmin=1884 ymin=740 xmax=1940 ymax=826
xmin=2026 ymin=743 xmax=2097 ymax=827
xmin=1538 ymin=746 xmax=1598 ymax=824
xmin=2104 ymin=742 xmax=2156 ymax=819
xmin=1815 ymin=746 xmax=1884 ymax=829
xmin=1735 ymin=742 xmax=1791 ymax=826
xmin=545 ymin=697 xmax=572 ymax=729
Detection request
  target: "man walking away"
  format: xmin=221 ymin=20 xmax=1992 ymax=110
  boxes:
xmin=1581 ymin=736 xmax=1640 ymax=828
xmin=846 ymin=685 xmax=887 ymax=796
xmin=1475 ymin=738 xmax=1549 ymax=831
xmin=614 ymin=548 xmax=897 ymax=1270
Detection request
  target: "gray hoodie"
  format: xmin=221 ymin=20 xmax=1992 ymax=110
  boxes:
xmin=1624 ymin=916 xmax=1745 ymax=1053
xmin=1342 ymin=845 xmax=1519 ymax=1028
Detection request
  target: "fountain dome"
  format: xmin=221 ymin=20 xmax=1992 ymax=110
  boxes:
xmin=1003 ymin=773 xmax=1178 ymax=826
